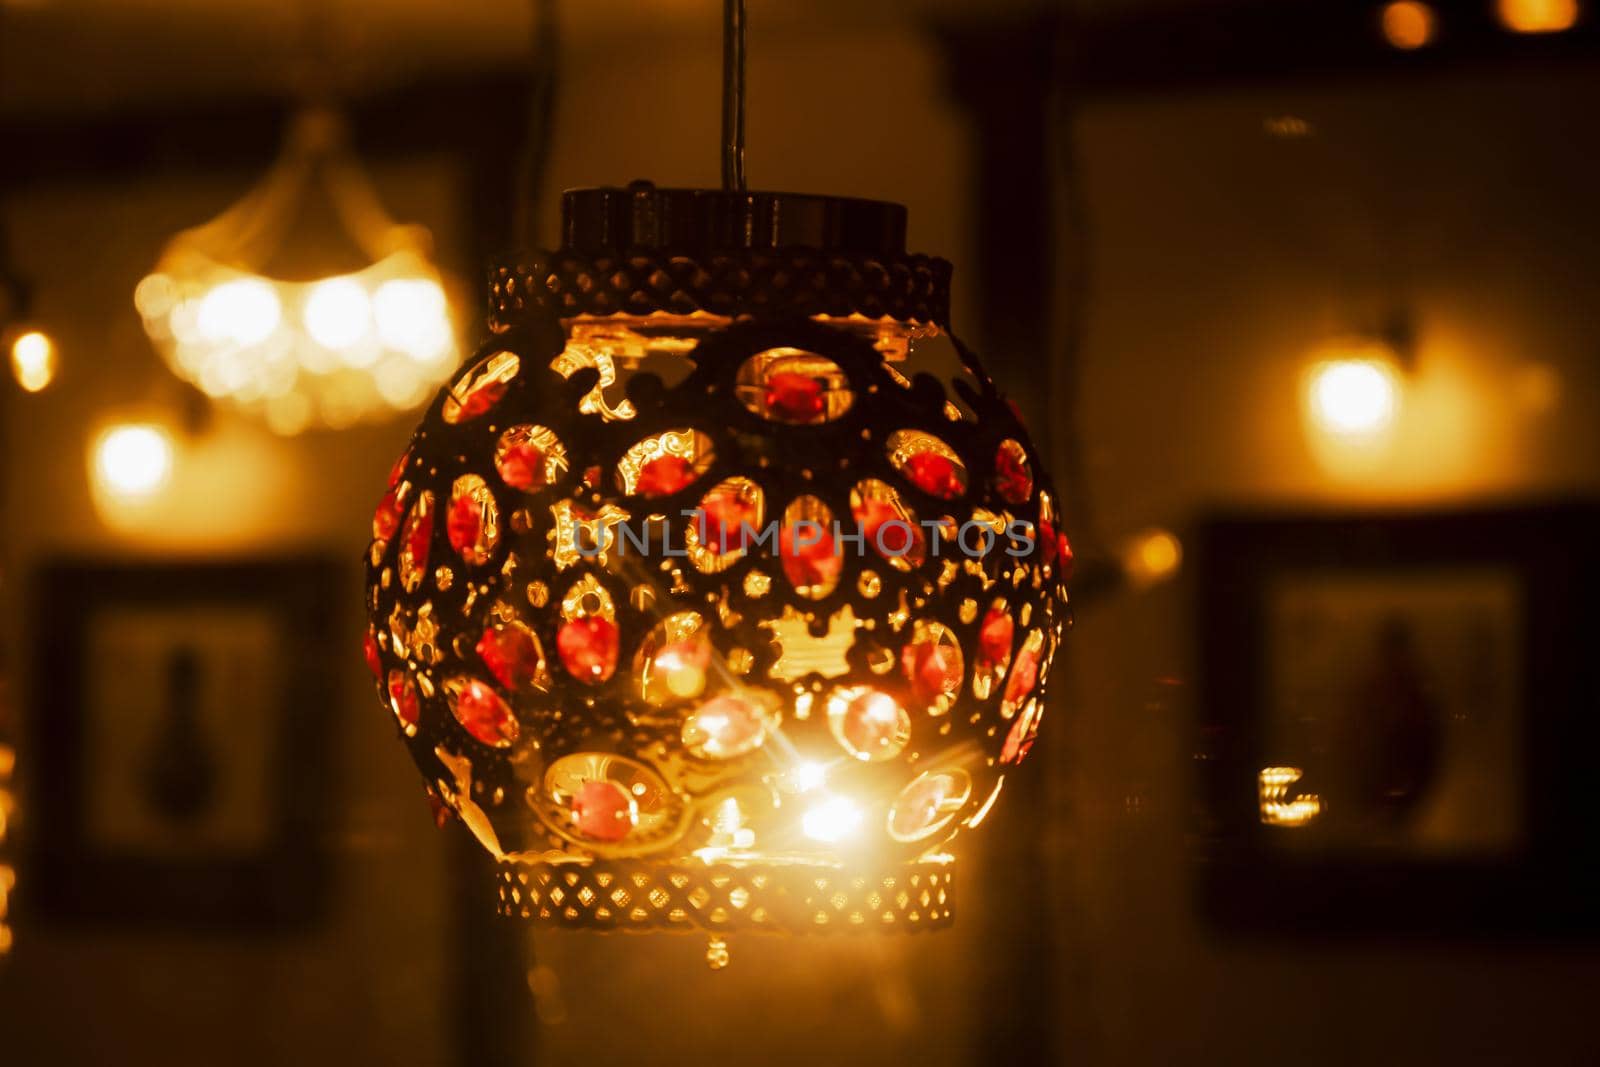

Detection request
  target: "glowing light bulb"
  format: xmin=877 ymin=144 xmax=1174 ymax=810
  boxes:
xmin=197 ymin=278 xmax=281 ymax=346
xmin=1381 ymin=0 xmax=1436 ymax=49
xmin=1497 ymin=0 xmax=1579 ymax=33
xmin=1307 ymin=357 xmax=1399 ymax=438
xmin=374 ymin=277 xmax=451 ymax=361
xmin=801 ymin=796 xmax=862 ymax=843
xmin=93 ymin=423 xmax=173 ymax=498
xmin=9 ymin=330 xmax=56 ymax=392
xmin=303 ymin=277 xmax=372 ymax=350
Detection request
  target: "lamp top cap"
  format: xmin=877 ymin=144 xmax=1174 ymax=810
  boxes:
xmin=560 ymin=181 xmax=909 ymax=256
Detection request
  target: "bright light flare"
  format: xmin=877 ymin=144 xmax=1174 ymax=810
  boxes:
xmin=374 ymin=277 xmax=452 ymax=361
xmin=801 ymin=796 xmax=862 ymax=843
xmin=197 ymin=278 xmax=282 ymax=346
xmin=92 ymin=423 xmax=174 ymax=499
xmin=1307 ymin=357 xmax=1400 ymax=438
xmin=303 ymin=277 xmax=371 ymax=349
xmin=9 ymin=330 xmax=56 ymax=392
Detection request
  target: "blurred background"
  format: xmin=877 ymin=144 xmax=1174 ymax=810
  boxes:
xmin=4 ymin=0 xmax=1600 ymax=1063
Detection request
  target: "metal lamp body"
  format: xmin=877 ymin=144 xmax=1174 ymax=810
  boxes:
xmin=363 ymin=185 xmax=1069 ymax=934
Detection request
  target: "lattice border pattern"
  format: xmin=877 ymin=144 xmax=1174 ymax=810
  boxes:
xmin=486 ymin=249 xmax=953 ymax=330
xmin=495 ymin=858 xmax=955 ymax=932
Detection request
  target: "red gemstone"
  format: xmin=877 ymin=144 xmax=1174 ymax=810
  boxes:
xmin=683 ymin=694 xmax=767 ymax=758
xmin=571 ymin=779 xmax=635 ymax=842
xmin=903 ymin=637 xmax=961 ymax=703
xmin=636 ymin=454 xmax=697 ymax=497
xmin=764 ymin=371 xmax=826 ymax=422
xmin=978 ymin=608 xmax=1014 ymax=668
xmin=387 ymin=669 xmax=420 ymax=727
xmin=696 ymin=488 xmax=758 ymax=554
xmin=1039 ymin=520 xmax=1074 ymax=579
xmin=447 ymin=491 xmax=484 ymax=560
xmin=451 ymin=677 xmax=519 ymax=746
xmin=583 ymin=465 xmax=603 ymax=489
xmin=994 ymin=443 xmax=1033 ymax=504
xmin=373 ymin=487 xmax=403 ymax=541
xmin=840 ymin=689 xmax=908 ymax=758
xmin=557 ymin=616 xmax=619 ymax=683
xmin=780 ymin=521 xmax=842 ymax=592
xmin=854 ymin=498 xmax=922 ymax=560
xmin=458 ymin=380 xmax=508 ymax=420
xmin=1001 ymin=705 xmax=1042 ymax=765
xmin=904 ymin=452 xmax=964 ymax=499
xmin=387 ymin=450 xmax=409 ymax=488
xmin=1003 ymin=642 xmax=1041 ymax=705
xmin=497 ymin=441 xmax=549 ymax=491
xmin=477 ymin=624 xmax=543 ymax=691
xmin=890 ymin=774 xmax=958 ymax=838
xmin=363 ymin=629 xmax=383 ymax=679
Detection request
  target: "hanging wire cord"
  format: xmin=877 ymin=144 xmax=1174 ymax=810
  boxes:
xmin=721 ymin=0 xmax=747 ymax=191
xmin=515 ymin=0 xmax=561 ymax=248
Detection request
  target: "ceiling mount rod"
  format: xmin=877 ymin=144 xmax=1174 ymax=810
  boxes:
xmin=721 ymin=0 xmax=747 ymax=191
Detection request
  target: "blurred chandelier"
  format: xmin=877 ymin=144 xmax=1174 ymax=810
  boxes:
xmin=136 ymin=107 xmax=458 ymax=433
xmin=363 ymin=0 xmax=1070 ymax=966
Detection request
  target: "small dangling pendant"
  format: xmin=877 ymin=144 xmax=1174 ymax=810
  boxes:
xmin=705 ymin=935 xmax=730 ymax=970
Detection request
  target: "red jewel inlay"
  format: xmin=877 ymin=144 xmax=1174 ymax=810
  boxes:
xmin=994 ymin=444 xmax=1032 ymax=504
xmin=780 ymin=522 xmax=842 ymax=591
xmin=636 ymin=455 xmax=697 ymax=497
xmin=452 ymin=677 xmax=518 ymax=746
xmin=477 ymin=624 xmax=543 ymax=691
xmin=1001 ymin=707 xmax=1040 ymax=765
xmin=497 ymin=441 xmax=548 ymax=491
xmin=978 ymin=608 xmax=1014 ymax=668
xmin=764 ymin=372 xmax=827 ymax=422
xmin=557 ymin=616 xmax=619 ymax=683
xmin=388 ymin=669 xmax=420 ymax=727
xmin=387 ymin=450 xmax=409 ymax=488
xmin=447 ymin=492 xmax=484 ymax=561
xmin=373 ymin=488 xmax=403 ymax=541
xmin=363 ymin=629 xmax=383 ymax=679
xmin=904 ymin=452 xmax=964 ymax=499
xmin=1003 ymin=643 xmax=1041 ymax=706
xmin=854 ymin=498 xmax=921 ymax=559
xmin=903 ymin=637 xmax=961 ymax=703
xmin=697 ymin=490 xmax=758 ymax=554
xmin=571 ymin=779 xmax=634 ymax=842
xmin=457 ymin=381 xmax=507 ymax=420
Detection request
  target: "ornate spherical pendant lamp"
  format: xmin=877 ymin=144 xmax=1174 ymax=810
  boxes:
xmin=363 ymin=3 xmax=1070 ymax=966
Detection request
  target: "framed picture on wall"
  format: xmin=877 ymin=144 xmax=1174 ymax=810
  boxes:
xmin=1194 ymin=503 xmax=1600 ymax=936
xmin=27 ymin=557 xmax=342 ymax=929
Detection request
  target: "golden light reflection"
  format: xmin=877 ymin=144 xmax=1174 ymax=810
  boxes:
xmin=1496 ymin=0 xmax=1580 ymax=33
xmin=1258 ymin=766 xmax=1323 ymax=827
xmin=1381 ymin=0 xmax=1437 ymax=49
xmin=9 ymin=329 xmax=56 ymax=392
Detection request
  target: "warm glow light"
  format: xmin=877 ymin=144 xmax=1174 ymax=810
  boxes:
xmin=801 ymin=796 xmax=863 ymax=843
xmin=374 ymin=277 xmax=453 ymax=361
xmin=1381 ymin=0 xmax=1437 ymax=48
xmin=9 ymin=329 xmax=56 ymax=392
xmin=1258 ymin=766 xmax=1322 ymax=827
xmin=1123 ymin=528 xmax=1182 ymax=589
xmin=303 ymin=276 xmax=372 ymax=349
xmin=1307 ymin=357 xmax=1400 ymax=438
xmin=93 ymin=423 xmax=174 ymax=498
xmin=197 ymin=278 xmax=282 ymax=346
xmin=791 ymin=761 xmax=828 ymax=793
xmin=1496 ymin=0 xmax=1580 ymax=33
